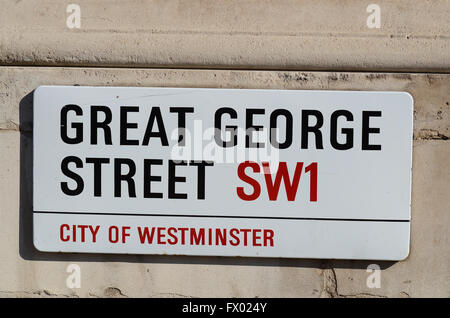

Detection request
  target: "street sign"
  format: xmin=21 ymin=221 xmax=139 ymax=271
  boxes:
xmin=33 ymin=86 xmax=413 ymax=260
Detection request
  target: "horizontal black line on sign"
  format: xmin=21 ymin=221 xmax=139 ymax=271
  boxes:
xmin=33 ymin=211 xmax=410 ymax=223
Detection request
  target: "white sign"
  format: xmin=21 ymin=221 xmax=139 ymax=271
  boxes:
xmin=33 ymin=86 xmax=413 ymax=260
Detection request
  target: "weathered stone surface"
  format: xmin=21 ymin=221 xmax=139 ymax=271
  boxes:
xmin=0 ymin=0 xmax=448 ymax=72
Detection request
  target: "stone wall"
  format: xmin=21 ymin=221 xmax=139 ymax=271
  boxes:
xmin=0 ymin=1 xmax=448 ymax=297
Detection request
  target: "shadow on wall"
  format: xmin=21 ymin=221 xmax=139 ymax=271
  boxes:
xmin=18 ymin=90 xmax=395 ymax=270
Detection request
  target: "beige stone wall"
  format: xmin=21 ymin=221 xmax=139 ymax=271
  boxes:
xmin=1 ymin=0 xmax=449 ymax=72
xmin=0 ymin=1 xmax=448 ymax=297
